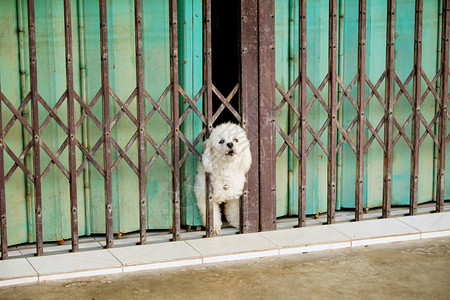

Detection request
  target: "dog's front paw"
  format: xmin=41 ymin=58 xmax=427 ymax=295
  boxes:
xmin=203 ymin=226 xmax=222 ymax=235
xmin=213 ymin=227 xmax=221 ymax=235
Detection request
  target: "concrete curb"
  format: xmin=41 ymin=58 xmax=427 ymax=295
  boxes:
xmin=1 ymin=211 xmax=449 ymax=287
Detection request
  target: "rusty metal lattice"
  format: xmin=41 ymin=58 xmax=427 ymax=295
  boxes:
xmin=272 ymin=0 xmax=449 ymax=230
xmin=437 ymin=0 xmax=450 ymax=213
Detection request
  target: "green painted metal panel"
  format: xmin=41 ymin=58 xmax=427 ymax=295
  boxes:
xmin=178 ymin=0 xmax=203 ymax=227
xmin=81 ymin=0 xmax=173 ymax=233
xmin=389 ymin=0 xmax=438 ymax=206
xmin=303 ymin=0 xmax=330 ymax=216
xmin=0 ymin=0 xmax=29 ymax=246
xmin=276 ymin=0 xmax=335 ymax=216
xmin=364 ymin=0 xmax=387 ymax=209
xmin=275 ymin=0 xmax=291 ymax=217
xmin=142 ymin=0 xmax=173 ymax=229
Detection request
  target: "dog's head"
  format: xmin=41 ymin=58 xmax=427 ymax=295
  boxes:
xmin=202 ymin=122 xmax=252 ymax=173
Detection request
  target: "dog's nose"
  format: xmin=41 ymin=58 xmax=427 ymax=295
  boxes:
xmin=226 ymin=142 xmax=233 ymax=149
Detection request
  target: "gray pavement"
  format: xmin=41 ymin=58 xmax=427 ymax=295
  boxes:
xmin=1 ymin=236 xmax=449 ymax=300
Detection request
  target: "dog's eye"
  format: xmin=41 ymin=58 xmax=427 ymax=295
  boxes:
xmin=219 ymin=140 xmax=224 ymax=144
xmin=234 ymin=138 xmax=238 ymax=143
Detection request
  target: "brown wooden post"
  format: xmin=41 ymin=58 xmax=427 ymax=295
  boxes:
xmin=259 ymin=0 xmax=276 ymax=231
xmin=240 ymin=0 xmax=259 ymax=233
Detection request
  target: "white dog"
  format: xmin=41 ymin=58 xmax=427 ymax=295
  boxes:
xmin=194 ymin=122 xmax=252 ymax=234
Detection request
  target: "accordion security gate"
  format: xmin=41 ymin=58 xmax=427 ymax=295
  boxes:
xmin=0 ymin=0 xmax=449 ymax=260
xmin=272 ymin=0 xmax=450 ymax=224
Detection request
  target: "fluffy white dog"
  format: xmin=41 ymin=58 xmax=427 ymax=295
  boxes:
xmin=194 ymin=122 xmax=252 ymax=234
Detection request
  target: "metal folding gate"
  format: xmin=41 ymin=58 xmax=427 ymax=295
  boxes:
xmin=0 ymin=0 xmax=449 ymax=260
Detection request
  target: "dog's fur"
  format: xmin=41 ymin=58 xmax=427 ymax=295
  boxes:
xmin=194 ymin=122 xmax=252 ymax=234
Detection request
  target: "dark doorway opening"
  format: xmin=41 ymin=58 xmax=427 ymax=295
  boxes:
xmin=211 ymin=0 xmax=240 ymax=125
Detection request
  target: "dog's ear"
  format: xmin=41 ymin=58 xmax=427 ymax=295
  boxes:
xmin=239 ymin=141 xmax=252 ymax=173
xmin=201 ymin=139 xmax=214 ymax=174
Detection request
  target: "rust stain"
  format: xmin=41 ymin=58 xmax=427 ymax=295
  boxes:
xmin=424 ymin=104 xmax=433 ymax=114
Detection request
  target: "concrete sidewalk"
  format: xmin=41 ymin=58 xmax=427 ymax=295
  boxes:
xmin=2 ymin=235 xmax=450 ymax=300
xmin=1 ymin=210 xmax=450 ymax=287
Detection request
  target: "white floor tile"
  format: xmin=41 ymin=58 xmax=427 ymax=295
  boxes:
xmin=3 ymin=250 xmax=23 ymax=258
xmin=27 ymin=249 xmax=122 ymax=276
xmin=0 ymin=258 xmax=37 ymax=280
xmin=19 ymin=241 xmax=103 ymax=256
xmin=261 ymin=225 xmax=351 ymax=249
xmin=330 ymin=218 xmax=420 ymax=241
xmin=98 ymin=237 xmax=141 ymax=248
xmin=108 ymin=240 xmax=201 ymax=266
xmin=186 ymin=232 xmax=278 ymax=258
xmin=396 ymin=212 xmax=450 ymax=233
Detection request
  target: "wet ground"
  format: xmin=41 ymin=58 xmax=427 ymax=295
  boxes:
xmin=1 ymin=236 xmax=449 ymax=300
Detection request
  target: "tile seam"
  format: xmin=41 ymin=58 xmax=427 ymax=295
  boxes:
xmin=256 ymin=231 xmax=285 ymax=250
